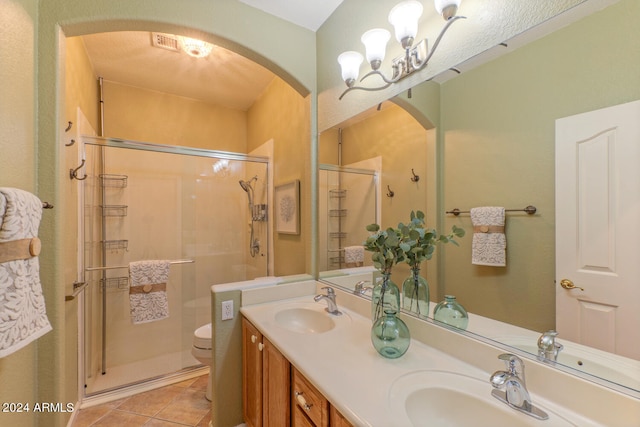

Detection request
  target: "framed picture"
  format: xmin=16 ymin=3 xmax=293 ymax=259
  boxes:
xmin=275 ymin=180 xmax=300 ymax=235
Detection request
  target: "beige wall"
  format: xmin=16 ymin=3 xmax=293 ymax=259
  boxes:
xmin=248 ymin=77 xmax=311 ymax=276
xmin=438 ymin=0 xmax=640 ymax=332
xmin=103 ymin=80 xmax=248 ymax=150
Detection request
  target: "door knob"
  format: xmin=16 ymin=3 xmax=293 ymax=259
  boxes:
xmin=560 ymin=279 xmax=584 ymax=291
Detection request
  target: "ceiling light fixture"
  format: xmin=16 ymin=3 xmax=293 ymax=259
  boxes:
xmin=337 ymin=0 xmax=465 ymax=100
xmin=179 ymin=36 xmax=213 ymax=58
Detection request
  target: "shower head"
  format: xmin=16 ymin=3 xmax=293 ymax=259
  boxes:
xmin=239 ymin=175 xmax=258 ymax=192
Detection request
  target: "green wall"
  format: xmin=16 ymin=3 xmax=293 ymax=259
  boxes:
xmin=1 ymin=1 xmax=316 ymax=425
xmin=0 ymin=3 xmax=39 ymax=426
xmin=438 ymin=0 xmax=640 ymax=331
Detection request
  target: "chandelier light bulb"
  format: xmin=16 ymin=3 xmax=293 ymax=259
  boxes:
xmin=361 ymin=29 xmax=391 ymax=70
xmin=434 ymin=0 xmax=461 ymax=20
xmin=388 ymin=0 xmax=423 ymax=48
xmin=338 ymin=51 xmax=364 ymax=87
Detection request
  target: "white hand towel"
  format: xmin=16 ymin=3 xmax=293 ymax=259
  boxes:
xmin=470 ymin=207 xmax=506 ymax=267
xmin=129 ymin=260 xmax=170 ymax=324
xmin=344 ymin=245 xmax=364 ymax=266
xmin=0 ymin=187 xmax=52 ymax=358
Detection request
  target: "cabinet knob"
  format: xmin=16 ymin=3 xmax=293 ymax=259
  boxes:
xmin=258 ymin=342 xmax=264 ymax=351
xmin=251 ymin=335 xmax=257 ymax=343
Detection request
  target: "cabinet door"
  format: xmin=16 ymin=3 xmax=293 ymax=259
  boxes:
xmin=243 ymin=318 xmax=263 ymax=427
xmin=263 ymin=338 xmax=291 ymax=427
xmin=330 ymin=405 xmax=353 ymax=427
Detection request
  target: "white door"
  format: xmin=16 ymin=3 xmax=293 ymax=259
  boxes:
xmin=555 ymin=100 xmax=640 ymax=360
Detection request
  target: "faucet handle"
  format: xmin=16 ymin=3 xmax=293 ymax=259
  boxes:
xmin=497 ymin=353 xmax=524 ymax=376
xmin=538 ymin=330 xmax=559 ymax=350
xmin=321 ymin=286 xmax=335 ymax=296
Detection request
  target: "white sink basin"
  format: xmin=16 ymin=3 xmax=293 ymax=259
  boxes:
xmin=388 ymin=370 xmax=574 ymax=427
xmin=274 ymin=306 xmax=337 ymax=334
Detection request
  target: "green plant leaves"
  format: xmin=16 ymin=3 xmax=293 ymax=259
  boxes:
xmin=363 ymin=210 xmax=466 ymax=271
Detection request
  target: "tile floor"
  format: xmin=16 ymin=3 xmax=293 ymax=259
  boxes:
xmin=71 ymin=375 xmax=211 ymax=427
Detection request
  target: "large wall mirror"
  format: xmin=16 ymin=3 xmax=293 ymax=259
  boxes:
xmin=317 ymin=0 xmax=640 ymax=398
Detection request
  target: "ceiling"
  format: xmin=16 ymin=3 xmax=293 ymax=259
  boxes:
xmin=80 ymin=1 xmax=342 ymax=111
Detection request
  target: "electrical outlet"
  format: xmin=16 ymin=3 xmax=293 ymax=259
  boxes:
xmin=221 ymin=300 xmax=234 ymax=320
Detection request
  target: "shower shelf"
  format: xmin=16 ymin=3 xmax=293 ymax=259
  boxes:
xmin=100 ymin=174 xmax=128 ymax=188
xmin=102 ymin=239 xmax=128 ymax=251
xmin=329 ymin=209 xmax=347 ymax=217
xmin=101 ymin=205 xmax=128 ymax=217
xmin=329 ymin=255 xmax=345 ymax=264
xmin=100 ymin=276 xmax=129 ymax=291
xmin=329 ymin=189 xmax=347 ymax=198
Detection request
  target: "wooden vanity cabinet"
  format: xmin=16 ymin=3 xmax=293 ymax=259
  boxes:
xmin=243 ymin=317 xmax=352 ymax=427
xmin=291 ymin=367 xmax=353 ymax=427
xmin=242 ymin=317 xmax=291 ymax=427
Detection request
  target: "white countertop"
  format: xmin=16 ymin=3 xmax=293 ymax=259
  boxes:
xmin=239 ymin=294 xmax=597 ymax=427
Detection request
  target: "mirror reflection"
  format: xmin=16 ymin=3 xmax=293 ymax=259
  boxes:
xmin=319 ymin=0 xmax=640 ymax=395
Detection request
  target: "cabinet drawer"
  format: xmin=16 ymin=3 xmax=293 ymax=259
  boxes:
xmin=292 ymin=368 xmax=329 ymax=427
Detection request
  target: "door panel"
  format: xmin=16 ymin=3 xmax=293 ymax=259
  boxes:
xmin=555 ymin=100 xmax=640 ymax=360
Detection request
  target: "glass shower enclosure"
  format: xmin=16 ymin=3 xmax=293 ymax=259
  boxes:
xmin=81 ymin=137 xmax=269 ymax=396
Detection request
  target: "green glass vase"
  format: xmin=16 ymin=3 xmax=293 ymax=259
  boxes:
xmin=402 ymin=266 xmax=429 ymax=319
xmin=433 ymin=295 xmax=469 ymax=330
xmin=371 ymin=310 xmax=410 ymax=359
xmin=371 ymin=272 xmax=400 ymax=322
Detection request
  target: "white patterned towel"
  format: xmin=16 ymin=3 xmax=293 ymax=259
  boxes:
xmin=0 ymin=187 xmax=52 ymax=358
xmin=129 ymin=260 xmax=170 ymax=324
xmin=470 ymin=207 xmax=506 ymax=267
xmin=344 ymin=245 xmax=364 ymax=266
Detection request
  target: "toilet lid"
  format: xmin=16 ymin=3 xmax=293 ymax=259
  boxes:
xmin=193 ymin=323 xmax=212 ymax=349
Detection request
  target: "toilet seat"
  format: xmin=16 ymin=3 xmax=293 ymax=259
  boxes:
xmin=193 ymin=323 xmax=212 ymax=350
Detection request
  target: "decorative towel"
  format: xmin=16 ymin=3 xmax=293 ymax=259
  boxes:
xmin=0 ymin=187 xmax=52 ymax=358
xmin=129 ymin=260 xmax=170 ymax=324
xmin=344 ymin=245 xmax=364 ymax=267
xmin=470 ymin=207 xmax=507 ymax=267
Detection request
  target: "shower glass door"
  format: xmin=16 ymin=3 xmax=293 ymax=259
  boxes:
xmin=82 ymin=137 xmax=269 ymax=396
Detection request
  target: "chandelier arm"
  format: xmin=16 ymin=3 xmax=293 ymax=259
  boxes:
xmin=414 ymin=15 xmax=466 ymax=70
xmin=338 ymin=82 xmax=393 ymax=100
xmin=360 ymin=70 xmax=403 ymax=85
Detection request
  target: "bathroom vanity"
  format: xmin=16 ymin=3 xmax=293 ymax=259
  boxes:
xmin=242 ymin=316 xmax=353 ymax=427
xmin=238 ymin=281 xmax=640 ymax=426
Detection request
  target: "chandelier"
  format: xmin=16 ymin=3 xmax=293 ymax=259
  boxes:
xmin=337 ymin=0 xmax=465 ymax=100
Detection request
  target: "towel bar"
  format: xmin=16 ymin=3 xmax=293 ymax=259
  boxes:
xmin=85 ymin=259 xmax=194 ymax=271
xmin=446 ymin=205 xmax=537 ymax=216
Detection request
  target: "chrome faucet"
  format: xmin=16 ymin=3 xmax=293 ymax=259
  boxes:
xmin=353 ymin=280 xmax=373 ymax=296
xmin=490 ymin=353 xmax=548 ymax=420
xmin=314 ymin=286 xmax=342 ymax=315
xmin=537 ymin=330 xmax=563 ymax=362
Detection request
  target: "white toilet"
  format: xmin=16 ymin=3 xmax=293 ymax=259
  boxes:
xmin=192 ymin=323 xmax=213 ymax=401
